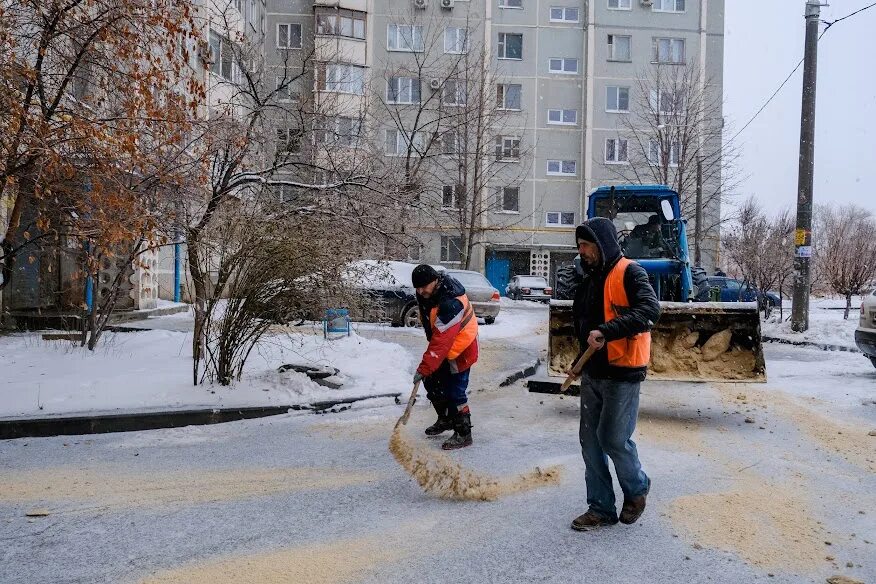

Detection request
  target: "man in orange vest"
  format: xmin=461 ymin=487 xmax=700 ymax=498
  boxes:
xmin=411 ymin=264 xmax=479 ymax=450
xmin=568 ymin=217 xmax=661 ymax=531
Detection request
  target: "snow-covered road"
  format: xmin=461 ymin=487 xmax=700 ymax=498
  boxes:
xmin=1 ymin=302 xmax=874 ymax=584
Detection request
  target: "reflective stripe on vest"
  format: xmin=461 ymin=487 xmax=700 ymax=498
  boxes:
xmin=430 ymin=294 xmax=479 ymax=360
xmin=603 ymin=257 xmax=651 ymax=368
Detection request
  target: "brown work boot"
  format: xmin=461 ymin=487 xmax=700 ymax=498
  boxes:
xmin=620 ymin=478 xmax=651 ymax=525
xmin=571 ymin=510 xmax=618 ymax=531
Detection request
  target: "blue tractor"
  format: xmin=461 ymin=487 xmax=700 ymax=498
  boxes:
xmin=531 ymin=185 xmax=766 ymax=392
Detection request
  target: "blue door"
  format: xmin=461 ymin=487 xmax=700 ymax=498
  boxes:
xmin=486 ymin=258 xmax=511 ymax=296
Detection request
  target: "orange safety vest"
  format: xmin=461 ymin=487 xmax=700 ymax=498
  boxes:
xmin=604 ymin=257 xmax=651 ymax=368
xmin=430 ymin=294 xmax=479 ymax=359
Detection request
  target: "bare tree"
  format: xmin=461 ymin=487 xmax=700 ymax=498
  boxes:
xmin=373 ymin=12 xmax=533 ymax=270
xmin=814 ymin=203 xmax=876 ymax=319
xmin=601 ymin=63 xmax=741 ymax=267
xmin=183 ymin=3 xmax=415 ymax=384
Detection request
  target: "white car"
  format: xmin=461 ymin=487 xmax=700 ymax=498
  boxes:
xmin=855 ymin=291 xmax=876 ymax=369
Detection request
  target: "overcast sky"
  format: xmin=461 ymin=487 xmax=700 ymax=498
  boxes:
xmin=724 ymin=1 xmax=876 ymax=217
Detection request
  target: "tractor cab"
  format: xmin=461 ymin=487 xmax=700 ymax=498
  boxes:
xmin=588 ymin=185 xmax=691 ymax=301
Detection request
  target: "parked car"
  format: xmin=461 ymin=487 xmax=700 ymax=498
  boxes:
xmin=506 ymin=275 xmax=552 ymax=303
xmin=695 ymin=277 xmax=781 ymax=307
xmin=855 ymin=291 xmax=876 ymax=369
xmin=445 ymin=269 xmax=501 ymax=325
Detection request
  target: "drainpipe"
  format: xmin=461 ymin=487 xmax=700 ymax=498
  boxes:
xmin=173 ymin=232 xmax=182 ymax=303
xmin=84 ymin=240 xmax=93 ymax=313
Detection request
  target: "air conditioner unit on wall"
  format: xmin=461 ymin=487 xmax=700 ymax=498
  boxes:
xmin=413 ymin=0 xmax=428 ymax=9
xmin=640 ymin=0 xmax=653 ymax=6
xmin=441 ymin=0 xmax=454 ymax=9
xmin=429 ymin=78 xmax=441 ymax=91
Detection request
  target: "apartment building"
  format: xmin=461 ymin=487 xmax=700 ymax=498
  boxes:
xmin=262 ymin=0 xmax=724 ymax=291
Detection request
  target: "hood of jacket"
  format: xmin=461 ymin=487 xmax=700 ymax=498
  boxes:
xmin=417 ymin=273 xmax=466 ymax=309
xmin=575 ymin=217 xmax=623 ymax=273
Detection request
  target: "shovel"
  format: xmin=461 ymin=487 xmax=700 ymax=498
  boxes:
xmin=559 ymin=346 xmax=597 ymax=392
xmin=395 ymin=380 xmax=421 ymax=429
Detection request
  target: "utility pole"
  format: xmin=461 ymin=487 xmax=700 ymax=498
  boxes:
xmin=791 ymin=0 xmax=821 ymax=332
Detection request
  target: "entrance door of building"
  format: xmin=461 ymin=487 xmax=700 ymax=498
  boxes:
xmin=485 ymin=257 xmax=511 ymax=296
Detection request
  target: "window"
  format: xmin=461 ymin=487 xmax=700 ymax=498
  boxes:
xmin=606 ymin=86 xmax=630 ymax=112
xmin=315 ymin=8 xmax=366 ymax=39
xmin=274 ymin=184 xmax=297 ymax=203
xmin=547 ymin=159 xmax=576 ymax=176
xmin=443 ymin=80 xmax=467 ymax=106
xmin=499 ymin=0 xmax=523 ymax=8
xmin=276 ymin=127 xmax=303 ymax=155
xmin=407 ymin=244 xmax=421 ymax=262
xmin=607 ymin=34 xmax=631 ymax=62
xmin=607 ymin=0 xmax=631 ymax=8
xmin=547 ymin=109 xmax=577 ymax=125
xmin=316 ymin=63 xmax=365 ymax=94
xmin=653 ymin=0 xmax=685 ymax=12
xmin=277 ymin=23 xmax=302 ymax=49
xmin=442 ymin=185 xmax=465 ymax=209
xmin=441 ymin=132 xmax=459 ymax=155
xmin=385 ymin=128 xmax=426 ymax=156
xmin=441 ymin=236 xmax=463 ymax=262
xmin=649 ymin=139 xmax=681 ymax=166
xmin=605 ymin=138 xmax=628 ymax=163
xmin=387 ymin=24 xmax=424 ymax=52
xmin=550 ymin=7 xmax=579 ymax=21
xmin=209 ymin=31 xmax=235 ymax=81
xmin=496 ymin=83 xmax=522 ymax=110
xmin=650 ymin=89 xmax=683 ymax=114
xmin=497 ymin=33 xmax=523 ymax=60
xmin=548 ymin=58 xmax=578 ymax=74
xmin=315 ymin=116 xmax=362 ymax=148
xmin=546 ymin=212 xmax=575 ymax=226
xmin=444 ymin=27 xmax=469 ymax=54
xmin=494 ymin=136 xmax=520 ymax=161
xmin=653 ymin=38 xmax=685 ymax=64
xmin=387 ymin=77 xmax=421 ymax=104
xmin=498 ymin=186 xmax=519 ymax=212
xmin=276 ymin=77 xmax=299 ymax=102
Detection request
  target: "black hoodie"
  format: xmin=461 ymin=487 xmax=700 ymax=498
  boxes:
xmin=572 ymin=217 xmax=661 ymax=382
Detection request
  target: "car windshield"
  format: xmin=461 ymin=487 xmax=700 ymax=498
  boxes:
xmin=518 ymin=276 xmax=547 ymax=287
xmin=449 ymin=271 xmax=491 ymax=288
xmin=593 ymin=196 xmax=676 ymax=260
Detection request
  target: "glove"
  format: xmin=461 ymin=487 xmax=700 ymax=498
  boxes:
xmin=413 ymin=372 xmax=424 ymax=384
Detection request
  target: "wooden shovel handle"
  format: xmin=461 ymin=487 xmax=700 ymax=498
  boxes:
xmin=560 ymin=346 xmax=597 ymax=392
xmin=395 ymin=380 xmax=421 ymax=429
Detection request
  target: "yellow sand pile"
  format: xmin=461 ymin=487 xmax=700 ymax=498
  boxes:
xmin=389 ymin=426 xmax=561 ymax=501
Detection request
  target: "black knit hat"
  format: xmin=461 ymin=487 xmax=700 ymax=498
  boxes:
xmin=412 ymin=264 xmax=440 ymax=288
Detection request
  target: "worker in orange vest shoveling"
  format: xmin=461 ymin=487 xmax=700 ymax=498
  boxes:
xmin=565 ymin=217 xmax=661 ymax=531
xmin=411 ymin=265 xmax=479 ymax=450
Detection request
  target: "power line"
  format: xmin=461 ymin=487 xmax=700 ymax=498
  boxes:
xmin=728 ymin=2 xmax=876 ymax=143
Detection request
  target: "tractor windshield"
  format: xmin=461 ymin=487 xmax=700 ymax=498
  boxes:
xmin=593 ymin=196 xmax=677 ymax=260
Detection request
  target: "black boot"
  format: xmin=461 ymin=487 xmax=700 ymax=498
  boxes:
xmin=425 ymin=401 xmax=453 ymax=436
xmin=442 ymin=411 xmax=472 ymax=450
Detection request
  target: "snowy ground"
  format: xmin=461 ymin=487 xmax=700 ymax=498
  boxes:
xmin=0 ymin=298 xmax=548 ymax=419
xmin=761 ymin=295 xmax=866 ymax=350
xmin=0 ymin=329 xmax=412 ymax=418
xmin=1 ymin=298 xmax=874 ymax=584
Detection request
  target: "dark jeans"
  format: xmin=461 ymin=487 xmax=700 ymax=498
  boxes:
xmin=579 ymin=373 xmax=649 ymax=519
xmin=423 ymin=360 xmax=470 ymax=410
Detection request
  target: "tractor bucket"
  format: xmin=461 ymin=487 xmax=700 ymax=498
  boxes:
xmin=547 ymin=300 xmax=766 ymax=383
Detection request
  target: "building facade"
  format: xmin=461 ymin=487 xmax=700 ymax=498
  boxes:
xmin=262 ymin=0 xmax=724 ymax=292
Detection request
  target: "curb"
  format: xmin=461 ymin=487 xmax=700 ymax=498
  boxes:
xmin=0 ymin=393 xmax=401 ymax=440
xmin=763 ymin=335 xmax=860 ymax=354
xmin=499 ymin=358 xmax=542 ymax=387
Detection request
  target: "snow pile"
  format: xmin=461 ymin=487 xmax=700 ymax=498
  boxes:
xmin=761 ymin=300 xmax=862 ymax=350
xmin=479 ymin=298 xmax=548 ymax=340
xmin=0 ymin=329 xmax=412 ymax=418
